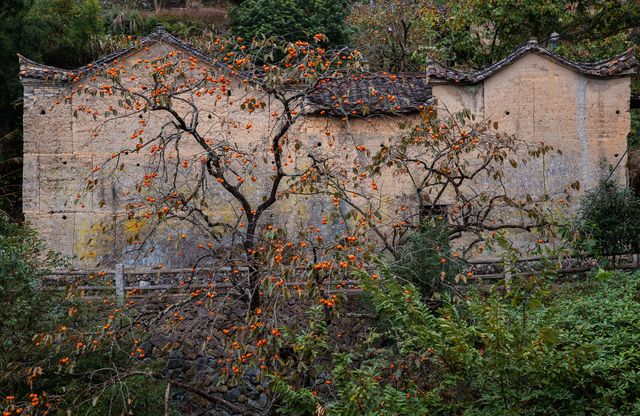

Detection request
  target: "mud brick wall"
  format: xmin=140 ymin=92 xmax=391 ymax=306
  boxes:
xmin=21 ymin=39 xmax=631 ymax=269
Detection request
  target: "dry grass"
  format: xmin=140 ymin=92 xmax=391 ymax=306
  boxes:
xmin=142 ymin=6 xmax=228 ymax=28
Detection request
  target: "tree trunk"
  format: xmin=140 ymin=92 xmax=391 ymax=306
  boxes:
xmin=244 ymin=220 xmax=261 ymax=310
xmin=153 ymin=0 xmax=164 ymax=13
xmin=248 ymin=261 xmax=261 ymax=311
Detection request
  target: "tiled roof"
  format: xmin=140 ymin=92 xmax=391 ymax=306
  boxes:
xmin=18 ymin=25 xmax=216 ymax=82
xmin=304 ymin=73 xmax=433 ymax=116
xmin=427 ymin=38 xmax=637 ymax=83
xmin=18 ymin=56 xmax=76 ymax=82
xmin=19 ymin=26 xmax=434 ymax=115
xmin=18 ymin=30 xmax=636 ymax=116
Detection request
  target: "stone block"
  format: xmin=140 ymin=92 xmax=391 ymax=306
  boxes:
xmin=24 ymin=211 xmax=75 ymax=259
xmin=23 ymin=85 xmax=74 ymax=154
xmin=22 ymin=154 xmax=40 ymax=211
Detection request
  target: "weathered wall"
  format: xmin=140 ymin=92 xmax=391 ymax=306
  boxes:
xmin=433 ymin=53 xmax=629 ymax=198
xmin=23 ymin=80 xmax=83 ymax=259
xmin=431 ymin=83 xmax=484 ymax=116
xmin=483 ymin=53 xmax=629 ymax=196
xmin=22 ymin=43 xmax=631 ymax=268
xmin=22 ymin=42 xmax=421 ymax=268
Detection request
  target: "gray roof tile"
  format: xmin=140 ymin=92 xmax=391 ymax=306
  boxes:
xmin=427 ymin=38 xmax=637 ymax=83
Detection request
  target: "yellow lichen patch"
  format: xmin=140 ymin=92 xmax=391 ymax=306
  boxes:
xmin=74 ymin=217 xmax=113 ymax=266
xmin=123 ymin=218 xmax=147 ymax=244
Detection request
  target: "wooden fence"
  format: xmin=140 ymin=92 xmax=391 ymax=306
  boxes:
xmin=43 ymin=265 xmax=362 ymax=305
xmin=43 ymin=254 xmax=640 ymax=304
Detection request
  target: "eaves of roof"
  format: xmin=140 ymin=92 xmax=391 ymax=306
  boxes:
xmin=304 ymin=72 xmax=433 ymax=116
xmin=18 ymin=25 xmax=218 ymax=83
xmin=18 ymin=30 xmax=636 ymax=116
xmin=427 ymin=38 xmax=637 ymax=84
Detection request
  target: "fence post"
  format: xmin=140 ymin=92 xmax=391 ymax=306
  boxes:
xmin=115 ymin=264 xmax=125 ymax=306
xmin=504 ymin=270 xmax=512 ymax=285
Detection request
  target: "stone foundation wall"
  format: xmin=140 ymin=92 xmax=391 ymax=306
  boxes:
xmin=132 ymin=289 xmax=373 ymax=415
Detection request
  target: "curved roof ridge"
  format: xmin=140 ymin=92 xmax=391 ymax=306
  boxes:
xmin=427 ymin=39 xmax=637 ymax=83
xmin=18 ymin=25 xmax=216 ymax=82
xmin=18 ymin=54 xmax=75 ymax=81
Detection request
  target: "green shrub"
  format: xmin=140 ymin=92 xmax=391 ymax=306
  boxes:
xmin=0 ymin=215 xmax=173 ymax=415
xmin=0 ymin=214 xmax=61 ymax=356
xmin=22 ymin=0 xmax=104 ymax=67
xmin=229 ymin=0 xmax=351 ymax=45
xmin=389 ymin=219 xmax=464 ymax=302
xmin=575 ymin=179 xmax=640 ymax=261
xmin=272 ymin=266 xmax=640 ymax=415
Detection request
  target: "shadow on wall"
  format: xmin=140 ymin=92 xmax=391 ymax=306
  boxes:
xmin=629 ymin=147 xmax=640 ymax=194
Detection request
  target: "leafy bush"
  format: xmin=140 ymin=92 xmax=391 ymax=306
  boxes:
xmin=389 ymin=219 xmax=464 ymax=302
xmin=0 ymin=214 xmax=61 ymax=356
xmin=272 ymin=265 xmax=640 ymax=415
xmin=22 ymin=0 xmax=104 ymax=68
xmin=575 ymin=179 xmax=640 ymax=261
xmin=0 ymin=215 xmax=173 ymax=415
xmin=229 ymin=0 xmax=351 ymax=45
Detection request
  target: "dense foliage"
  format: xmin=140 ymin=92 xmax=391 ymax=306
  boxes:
xmin=0 ymin=216 xmax=173 ymax=415
xmin=0 ymin=214 xmax=59 ymax=356
xmin=389 ymin=219 xmax=464 ymax=302
xmin=273 ymin=266 xmax=640 ymax=415
xmin=574 ymin=179 xmax=640 ymax=260
xmin=228 ymin=0 xmax=351 ymax=45
xmin=347 ymin=0 xmax=639 ymax=72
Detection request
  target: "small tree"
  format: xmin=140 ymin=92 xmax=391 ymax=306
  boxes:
xmin=0 ymin=216 xmax=174 ymax=415
xmin=0 ymin=214 xmax=61 ymax=359
xmin=575 ymin=179 xmax=640 ymax=264
xmin=389 ymin=218 xmax=464 ymax=303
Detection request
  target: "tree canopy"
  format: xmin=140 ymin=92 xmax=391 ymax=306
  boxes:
xmin=228 ymin=0 xmax=351 ymax=46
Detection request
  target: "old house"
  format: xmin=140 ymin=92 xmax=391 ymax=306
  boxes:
xmin=19 ymin=27 xmax=637 ymax=268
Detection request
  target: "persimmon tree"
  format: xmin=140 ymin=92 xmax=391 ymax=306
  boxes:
xmin=306 ymin=108 xmax=565 ymax=262
xmin=11 ymin=34 xmax=389 ymax=414
xmin=78 ymin=33 xmax=364 ymax=310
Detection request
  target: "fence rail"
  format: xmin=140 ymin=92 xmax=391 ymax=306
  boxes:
xmin=43 ymin=254 xmax=640 ymax=304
